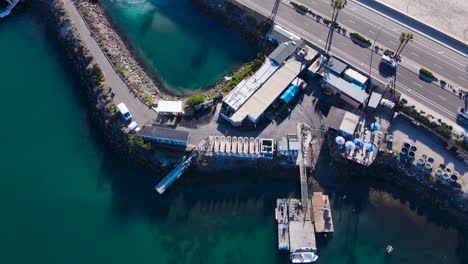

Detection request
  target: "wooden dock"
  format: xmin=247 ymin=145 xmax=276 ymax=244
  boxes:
xmin=311 ymin=192 xmax=334 ymax=233
xmin=275 ymin=199 xmax=289 ymax=250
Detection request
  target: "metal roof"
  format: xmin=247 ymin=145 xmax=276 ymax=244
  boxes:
xmin=223 ymin=60 xmax=279 ymax=111
xmin=368 ymin=92 xmax=383 ymax=108
xmin=139 ymin=126 xmax=189 ymax=142
xmin=230 ymin=58 xmax=303 ymax=123
xmin=267 ymin=25 xmax=301 ymax=44
xmin=323 ymin=73 xmax=369 ymax=104
xmin=268 ymin=41 xmax=302 ymax=65
xmin=325 ymin=57 xmax=348 ymax=75
xmin=344 ymin=68 xmax=368 ymax=85
xmin=339 ymin=112 xmax=360 ymax=135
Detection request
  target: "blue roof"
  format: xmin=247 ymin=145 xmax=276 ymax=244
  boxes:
xmin=280 ymin=85 xmax=299 ymax=103
xmin=351 ymin=82 xmax=364 ymax=90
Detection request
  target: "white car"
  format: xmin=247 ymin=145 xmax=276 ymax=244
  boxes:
xmin=117 ymin=103 xmax=132 ymax=121
xmin=127 ymin=121 xmax=141 ymax=132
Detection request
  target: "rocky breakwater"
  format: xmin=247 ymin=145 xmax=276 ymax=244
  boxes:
xmin=72 ymin=0 xmax=176 ymax=105
xmin=49 ymin=0 xmax=166 ymax=172
xmin=371 ymin=154 xmax=467 ymax=231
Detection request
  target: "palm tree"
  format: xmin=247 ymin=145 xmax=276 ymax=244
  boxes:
xmin=394 ymin=32 xmax=414 ymax=59
xmin=325 ymin=0 xmax=347 ymax=53
xmin=331 ymin=0 xmax=347 ymax=25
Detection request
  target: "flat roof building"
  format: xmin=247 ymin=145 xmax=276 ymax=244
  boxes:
xmin=324 ymin=57 xmax=348 ymax=75
xmin=269 ymin=40 xmax=304 ymax=65
xmin=229 ymin=58 xmax=303 ymax=125
xmin=266 ymin=25 xmax=301 ymax=44
xmin=324 ymin=106 xmax=360 ymax=136
xmin=322 ymin=73 xmax=369 ymax=108
xmin=139 ymin=126 xmax=189 ymax=146
xmin=156 ymin=100 xmax=184 ymax=115
xmin=343 ymin=68 xmax=368 ymax=86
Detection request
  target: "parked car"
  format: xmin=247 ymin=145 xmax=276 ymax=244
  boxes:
xmin=381 ymin=55 xmax=398 ymax=68
xmin=117 ymin=103 xmax=132 ymax=121
xmin=127 ymin=121 xmax=141 ymax=132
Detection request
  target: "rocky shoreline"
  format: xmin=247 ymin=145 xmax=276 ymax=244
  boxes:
xmin=71 ymin=0 xmax=271 ymax=101
xmin=49 ymin=0 xmax=165 ymax=172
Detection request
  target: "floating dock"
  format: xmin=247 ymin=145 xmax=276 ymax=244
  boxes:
xmin=311 ymin=192 xmax=334 ymax=233
xmin=276 ymin=199 xmax=289 ymax=250
xmin=155 ymin=153 xmax=196 ymax=194
xmin=276 ymin=193 xmax=333 ymax=261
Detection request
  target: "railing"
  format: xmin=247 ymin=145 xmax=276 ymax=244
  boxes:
xmin=0 ymin=0 xmax=19 ymax=18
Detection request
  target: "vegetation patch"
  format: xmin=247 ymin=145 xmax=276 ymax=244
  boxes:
xmin=419 ymin=68 xmax=435 ymax=79
xmin=456 ymin=140 xmax=468 ymax=151
xmin=290 ymin=1 xmax=309 ymax=13
xmin=222 ymin=53 xmax=264 ymax=93
xmin=350 ymin=32 xmax=371 ymax=45
xmin=323 ymin=18 xmax=332 ymax=25
xmin=186 ymin=94 xmax=206 ymax=106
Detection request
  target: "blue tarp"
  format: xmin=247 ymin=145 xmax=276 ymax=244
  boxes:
xmin=351 ymin=82 xmax=364 ymax=90
xmin=280 ymin=85 xmax=299 ymax=104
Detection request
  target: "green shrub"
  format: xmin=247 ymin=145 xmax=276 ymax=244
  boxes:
xmin=143 ymin=96 xmax=152 ymax=104
xmin=290 ymin=2 xmax=309 ymax=13
xmin=440 ymin=79 xmax=447 ymax=85
xmin=115 ymin=66 xmax=126 ymax=73
xmin=134 ymin=87 xmax=144 ymax=93
xmin=434 ymin=126 xmax=452 ymax=139
xmin=128 ymin=134 xmax=151 ymax=153
xmin=222 ymin=55 xmax=264 ymax=93
xmin=350 ymin=32 xmax=371 ymax=44
xmin=186 ymin=94 xmax=206 ymax=106
xmin=419 ymin=68 xmax=435 ymax=78
xmin=456 ymin=140 xmax=468 ymax=151
xmin=323 ymin=18 xmax=331 ymax=25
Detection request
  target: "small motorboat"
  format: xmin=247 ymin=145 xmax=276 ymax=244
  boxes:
xmin=290 ymin=248 xmax=318 ymax=263
xmin=386 ymin=245 xmax=394 ymax=254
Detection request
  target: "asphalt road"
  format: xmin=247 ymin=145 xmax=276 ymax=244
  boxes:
xmin=295 ymin=0 xmax=468 ymax=86
xmin=234 ymin=0 xmax=465 ymax=121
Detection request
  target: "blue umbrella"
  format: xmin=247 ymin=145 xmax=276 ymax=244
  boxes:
xmin=345 ymin=141 xmax=355 ymax=150
xmin=366 ymin=143 xmax=376 ymax=152
xmin=370 ymin=122 xmax=381 ymax=131
xmin=353 ymin=138 xmax=364 ymax=147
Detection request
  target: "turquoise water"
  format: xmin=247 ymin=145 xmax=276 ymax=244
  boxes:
xmin=100 ymin=0 xmax=254 ymax=94
xmin=0 ymin=4 xmax=466 ymax=264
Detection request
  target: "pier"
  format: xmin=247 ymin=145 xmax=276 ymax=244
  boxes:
xmin=311 ymin=192 xmax=334 ymax=233
xmin=0 ymin=0 xmax=19 ymax=18
xmin=155 ymin=153 xmax=196 ymax=194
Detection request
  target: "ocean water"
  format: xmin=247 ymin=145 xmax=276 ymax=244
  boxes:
xmin=100 ymin=0 xmax=254 ymax=94
xmin=0 ymin=4 xmax=466 ymax=264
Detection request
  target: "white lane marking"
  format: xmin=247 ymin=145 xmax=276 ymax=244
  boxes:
xmin=368 ymin=29 xmax=376 ymax=35
xmin=411 ymin=51 xmax=419 ymax=57
xmin=240 ymin=0 xmax=459 ymax=118
xmin=389 ymin=40 xmax=397 ymax=45
xmin=348 ymin=19 xmax=356 ymax=24
xmin=433 ymin=63 xmax=443 ymax=69
xmin=458 ymin=76 xmax=467 ymax=81
xmin=438 ymin=95 xmax=447 ymax=101
xmin=413 ymin=82 xmax=423 ymax=87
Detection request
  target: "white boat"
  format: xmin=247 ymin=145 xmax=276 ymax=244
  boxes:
xmin=290 ymin=250 xmax=319 ymax=263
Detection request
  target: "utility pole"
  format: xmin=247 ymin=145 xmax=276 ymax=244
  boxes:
xmin=368 ymin=25 xmax=383 ymax=80
xmin=270 ymin=0 xmax=281 ymax=25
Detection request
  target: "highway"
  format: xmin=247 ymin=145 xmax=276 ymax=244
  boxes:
xmin=233 ymin=0 xmax=466 ymax=121
xmin=295 ymin=0 xmax=468 ymax=87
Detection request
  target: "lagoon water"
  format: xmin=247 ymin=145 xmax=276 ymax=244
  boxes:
xmin=100 ymin=0 xmax=254 ymax=94
xmin=0 ymin=4 xmax=466 ymax=264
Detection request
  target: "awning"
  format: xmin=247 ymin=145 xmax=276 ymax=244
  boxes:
xmin=280 ymin=84 xmax=299 ymax=103
xmin=156 ymin=100 xmax=184 ymax=114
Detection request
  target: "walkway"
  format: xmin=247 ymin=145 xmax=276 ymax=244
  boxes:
xmin=62 ymin=0 xmax=155 ymax=125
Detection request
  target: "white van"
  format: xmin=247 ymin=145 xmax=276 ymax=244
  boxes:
xmin=381 ymin=55 xmax=398 ymax=68
xmin=117 ymin=103 xmax=132 ymax=121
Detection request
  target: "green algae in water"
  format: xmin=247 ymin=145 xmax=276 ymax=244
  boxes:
xmin=100 ymin=0 xmax=254 ymax=94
